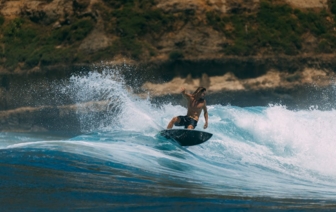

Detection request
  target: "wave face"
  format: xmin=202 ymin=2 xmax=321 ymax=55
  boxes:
xmin=1 ymin=68 xmax=336 ymax=210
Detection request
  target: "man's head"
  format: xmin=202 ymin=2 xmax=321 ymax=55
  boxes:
xmin=193 ymin=87 xmax=206 ymax=99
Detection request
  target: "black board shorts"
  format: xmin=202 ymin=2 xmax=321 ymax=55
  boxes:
xmin=174 ymin=116 xmax=198 ymax=129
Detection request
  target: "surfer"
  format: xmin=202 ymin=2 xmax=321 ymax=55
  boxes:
xmin=167 ymin=87 xmax=208 ymax=130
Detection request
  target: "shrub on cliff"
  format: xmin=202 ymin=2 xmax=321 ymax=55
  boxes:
xmin=208 ymin=0 xmax=336 ymax=56
xmin=330 ymin=0 xmax=336 ymax=15
xmin=0 ymin=14 xmax=4 ymax=26
xmin=52 ymin=18 xmax=94 ymax=44
xmin=0 ymin=17 xmax=95 ymax=70
xmin=169 ymin=51 xmax=184 ymax=60
xmin=102 ymin=0 xmax=176 ymax=59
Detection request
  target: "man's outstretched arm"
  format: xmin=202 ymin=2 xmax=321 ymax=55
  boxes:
xmin=181 ymin=87 xmax=192 ymax=100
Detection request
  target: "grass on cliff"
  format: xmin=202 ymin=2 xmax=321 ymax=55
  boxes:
xmin=207 ymin=0 xmax=336 ymax=56
xmin=96 ymin=0 xmax=178 ymax=59
xmin=0 ymin=0 xmax=176 ymax=69
xmin=0 ymin=17 xmax=94 ymax=70
xmin=0 ymin=14 xmax=4 ymax=26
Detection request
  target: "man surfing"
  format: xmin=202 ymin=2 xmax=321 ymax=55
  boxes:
xmin=167 ymin=87 xmax=208 ymax=130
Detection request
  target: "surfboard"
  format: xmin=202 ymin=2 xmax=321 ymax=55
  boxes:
xmin=160 ymin=129 xmax=213 ymax=146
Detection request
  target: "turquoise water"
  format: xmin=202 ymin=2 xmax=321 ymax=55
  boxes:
xmin=1 ymin=70 xmax=336 ymax=210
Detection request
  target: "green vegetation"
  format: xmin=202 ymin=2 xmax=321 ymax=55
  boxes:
xmin=0 ymin=14 xmax=4 ymax=26
xmin=330 ymin=0 xmax=336 ymax=14
xmin=169 ymin=51 xmax=184 ymax=60
xmin=105 ymin=0 xmax=176 ymax=59
xmin=90 ymin=0 xmax=178 ymax=61
xmin=206 ymin=0 xmax=336 ymax=55
xmin=0 ymin=17 xmax=94 ymax=70
xmin=51 ymin=19 xmax=94 ymax=44
xmin=0 ymin=0 xmax=178 ymax=70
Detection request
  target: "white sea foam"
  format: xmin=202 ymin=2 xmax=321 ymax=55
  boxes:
xmin=64 ymin=69 xmax=336 ymax=182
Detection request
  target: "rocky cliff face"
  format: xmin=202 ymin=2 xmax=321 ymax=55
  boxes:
xmin=1 ymin=0 xmax=326 ymax=19
xmin=156 ymin=0 xmax=259 ymax=14
xmin=1 ymin=0 xmax=93 ymax=22
xmin=0 ymin=0 xmax=334 ymax=82
xmin=0 ymin=0 xmax=109 ymax=54
xmin=286 ymin=0 xmax=327 ymax=8
xmin=0 ymin=0 xmax=330 ymax=62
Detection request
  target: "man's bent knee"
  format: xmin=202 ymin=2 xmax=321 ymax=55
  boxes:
xmin=172 ymin=116 xmax=180 ymax=123
xmin=167 ymin=116 xmax=180 ymax=129
xmin=187 ymin=125 xmax=194 ymax=129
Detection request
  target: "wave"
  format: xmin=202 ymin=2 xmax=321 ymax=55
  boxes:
xmin=2 ymin=68 xmax=336 ymax=201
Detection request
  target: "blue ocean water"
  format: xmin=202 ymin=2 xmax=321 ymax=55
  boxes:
xmin=1 ymin=69 xmax=336 ymax=210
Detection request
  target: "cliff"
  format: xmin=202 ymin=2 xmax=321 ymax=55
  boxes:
xmin=0 ymin=0 xmax=334 ymax=68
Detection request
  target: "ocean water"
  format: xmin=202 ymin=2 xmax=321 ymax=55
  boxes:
xmin=1 ymin=69 xmax=336 ymax=211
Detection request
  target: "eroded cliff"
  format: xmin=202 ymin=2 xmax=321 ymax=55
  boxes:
xmin=0 ymin=0 xmax=334 ymax=67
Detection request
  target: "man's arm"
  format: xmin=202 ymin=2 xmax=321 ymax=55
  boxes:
xmin=203 ymin=101 xmax=208 ymax=129
xmin=181 ymin=87 xmax=192 ymax=100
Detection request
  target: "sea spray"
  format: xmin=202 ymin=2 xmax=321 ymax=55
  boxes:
xmin=62 ymin=66 xmax=162 ymax=132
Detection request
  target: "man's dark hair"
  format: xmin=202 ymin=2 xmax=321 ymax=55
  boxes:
xmin=193 ymin=87 xmax=206 ymax=95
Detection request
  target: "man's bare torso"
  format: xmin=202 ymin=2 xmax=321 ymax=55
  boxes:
xmin=186 ymin=97 xmax=205 ymax=121
xmin=166 ymin=87 xmax=208 ymax=130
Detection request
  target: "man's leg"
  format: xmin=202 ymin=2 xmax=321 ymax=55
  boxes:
xmin=187 ymin=125 xmax=194 ymax=129
xmin=167 ymin=117 xmax=180 ymax=129
xmin=186 ymin=118 xmax=196 ymax=129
